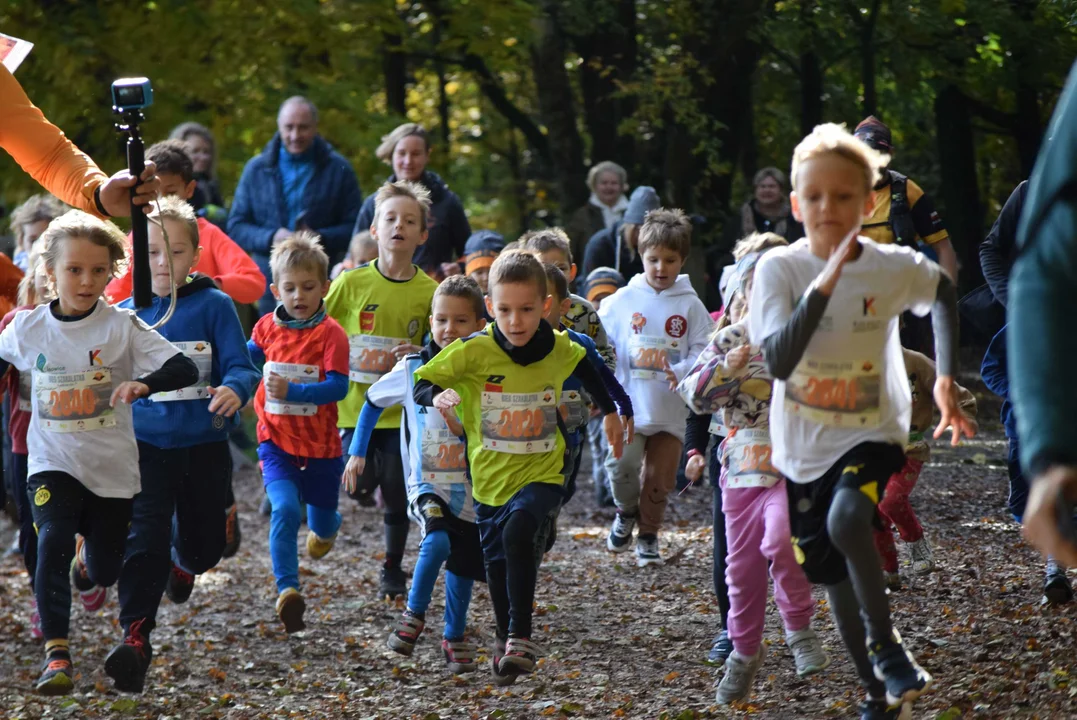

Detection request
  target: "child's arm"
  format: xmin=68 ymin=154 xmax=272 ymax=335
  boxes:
xmin=677 ymin=335 xmax=749 ymax=414
xmin=207 ymin=297 xmax=262 ymax=418
xmin=122 ymin=322 xmax=200 ymax=404
xmin=205 ymin=225 xmax=270 ymax=305
xmin=584 ymin=303 xmax=617 ymax=371
xmin=979 ymin=328 xmax=1008 ymax=399
xmin=751 ymin=252 xmax=832 ymax=381
xmin=246 ymin=339 xmax=266 ymax=366
xmin=343 ymin=361 xmax=409 ymax=492
xmin=683 ymin=411 xmax=711 ymax=483
xmin=271 ymin=323 xmax=350 ymax=406
xmin=571 ymin=353 xmax=624 ymax=458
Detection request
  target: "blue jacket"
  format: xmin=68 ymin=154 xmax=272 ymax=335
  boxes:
xmin=582 ymin=221 xmax=644 ymax=282
xmin=228 ymin=134 xmax=362 ymax=267
xmin=352 ymin=170 xmax=470 ymax=272
xmin=121 ymin=275 xmax=261 ymax=449
xmin=980 ymin=326 xmax=1016 ymax=440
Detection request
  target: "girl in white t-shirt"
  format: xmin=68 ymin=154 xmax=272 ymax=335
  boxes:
xmin=747 ymin=125 xmax=974 ymax=719
xmin=0 ymin=210 xmax=198 ymax=697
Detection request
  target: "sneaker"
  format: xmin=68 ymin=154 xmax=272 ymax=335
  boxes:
xmin=635 ymin=534 xmax=663 ymax=567
xmin=499 ymin=636 xmax=541 ymax=675
xmin=165 ymin=564 xmax=195 ymax=604
xmin=276 ymin=587 xmax=306 ymax=633
xmin=786 ymin=627 xmax=829 ymax=677
xmin=867 ymin=629 xmax=932 ymax=706
xmin=306 ymin=530 xmax=337 ymax=559
xmin=715 ymin=647 xmax=765 ymax=704
xmin=386 ymin=610 xmax=425 ymax=655
xmin=380 ymin=565 xmax=407 ymax=599
xmin=858 ymin=697 xmax=912 ymax=720
xmin=1043 ymin=558 xmax=1074 ymax=606
xmin=707 ymin=629 xmax=733 ymax=665
xmin=105 ymin=618 xmax=153 ymax=693
xmin=442 ymin=637 xmax=478 ymax=674
xmin=35 ymin=649 xmax=74 ymax=696
xmin=221 ymin=504 xmax=241 ymax=558
xmin=606 ymin=512 xmax=636 ymax=553
xmin=885 ymin=572 xmax=902 ymax=591
xmin=70 ymin=536 xmax=107 ymax=612
xmin=909 ymin=538 xmax=935 ymax=575
xmin=489 ymin=637 xmax=517 ymax=686
xmin=29 ymin=599 xmax=42 ymax=641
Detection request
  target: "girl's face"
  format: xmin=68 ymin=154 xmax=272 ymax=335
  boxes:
xmin=728 ymin=293 xmax=747 ymax=324
xmin=392 ymin=135 xmax=430 ymax=182
xmin=185 ymin=134 xmax=213 ymax=175
xmin=47 ymin=237 xmax=112 ymax=316
xmin=20 ymin=219 xmax=49 ymax=255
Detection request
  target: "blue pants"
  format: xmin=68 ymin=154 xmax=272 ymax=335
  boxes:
xmin=407 ymin=530 xmax=474 ymax=640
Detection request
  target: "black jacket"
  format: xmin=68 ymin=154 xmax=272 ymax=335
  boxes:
xmin=581 ymin=221 xmax=644 ymax=282
xmin=979 ymin=180 xmax=1028 ymax=308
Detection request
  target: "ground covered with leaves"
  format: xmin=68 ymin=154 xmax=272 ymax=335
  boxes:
xmin=1 ymin=376 xmax=1075 ymax=719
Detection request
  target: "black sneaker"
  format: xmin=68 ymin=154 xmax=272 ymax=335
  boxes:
xmin=867 ymin=630 xmax=932 ymax=707
xmin=489 ymin=637 xmax=517 ymax=686
xmin=165 ymin=564 xmax=195 ymax=604
xmin=708 ymin=629 xmax=734 ymax=665
xmin=221 ymin=504 xmax=241 ymax=558
xmin=858 ymin=697 xmax=911 ymax=720
xmin=105 ymin=619 xmax=153 ymax=693
xmin=35 ymin=649 xmax=74 ymax=696
xmin=380 ymin=565 xmax=407 ymax=599
xmin=1043 ymin=558 xmax=1074 ymax=606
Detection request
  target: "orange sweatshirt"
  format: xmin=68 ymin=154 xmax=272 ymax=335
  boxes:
xmin=106 ymin=218 xmax=266 ymax=305
xmin=0 ymin=65 xmax=109 ymax=217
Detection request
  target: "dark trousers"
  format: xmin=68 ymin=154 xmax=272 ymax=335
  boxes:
xmin=709 ymin=438 xmax=730 ymax=627
xmin=118 ymin=440 xmax=231 ymax=633
xmin=12 ymin=453 xmax=35 ymax=584
xmin=27 ymin=471 xmax=133 ymax=640
xmin=1006 ymin=436 xmax=1028 ymax=523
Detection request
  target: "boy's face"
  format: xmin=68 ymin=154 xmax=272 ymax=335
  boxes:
xmin=271 ymin=268 xmax=330 ymax=320
xmin=20 ymin=219 xmax=49 ymax=254
xmin=642 ymin=246 xmax=684 ymax=292
xmin=148 ymin=218 xmax=201 ymax=297
xmin=591 ymin=290 xmax=612 ymax=310
xmin=430 ymin=294 xmax=485 ymax=348
xmin=532 ymin=249 xmax=577 ymax=284
xmin=356 ymin=243 xmax=379 ymax=265
xmin=542 ymin=290 xmax=572 ymax=327
xmin=156 ymin=172 xmax=197 ymax=201
xmin=791 ymin=154 xmax=874 ymax=249
xmin=469 ymin=266 xmax=491 ymax=294
xmin=486 ymin=280 xmax=551 ymax=347
xmin=371 ymin=196 xmax=429 ymax=258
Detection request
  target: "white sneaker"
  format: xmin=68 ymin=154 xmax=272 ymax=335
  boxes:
xmin=606 ymin=512 xmax=636 ymax=553
xmin=635 ymin=534 xmax=663 ymax=567
xmin=715 ymin=647 xmax=765 ymax=703
xmin=909 ymin=538 xmax=935 ymax=575
xmin=785 ymin=627 xmax=829 ymax=677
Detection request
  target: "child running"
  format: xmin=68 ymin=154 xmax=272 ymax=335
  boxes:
xmin=0 ymin=210 xmax=199 ymax=695
xmin=344 ymin=275 xmax=487 ymax=673
xmin=414 ymin=251 xmax=625 ymax=683
xmin=106 ymin=197 xmax=261 ymax=693
xmin=747 ymin=123 xmax=974 ymax=719
xmin=679 ymin=242 xmax=828 ymax=704
xmin=326 ymin=180 xmax=439 ymax=599
xmin=599 ymin=209 xmax=712 ymax=565
xmin=248 ymin=232 xmax=350 ymax=632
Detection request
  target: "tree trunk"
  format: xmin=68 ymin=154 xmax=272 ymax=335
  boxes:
xmin=858 ymin=0 xmax=882 ymax=118
xmin=383 ymin=33 xmax=407 ymax=116
xmin=800 ymin=49 xmax=824 ymax=138
xmin=934 ymin=84 xmax=982 ymax=289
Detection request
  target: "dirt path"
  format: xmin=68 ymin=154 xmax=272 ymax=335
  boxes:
xmin=1 ymin=407 xmax=1075 ymax=718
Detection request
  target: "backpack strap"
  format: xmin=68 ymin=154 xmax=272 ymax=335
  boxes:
xmin=887 ymin=170 xmax=916 ymax=247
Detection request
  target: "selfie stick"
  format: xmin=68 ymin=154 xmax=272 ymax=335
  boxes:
xmin=112 ymin=78 xmax=154 ymax=309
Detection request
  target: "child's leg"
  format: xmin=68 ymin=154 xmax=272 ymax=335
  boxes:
xmin=476 ymin=512 xmax=511 ymax=639
xmin=443 ymin=570 xmax=475 ymax=640
xmin=12 ymin=452 xmax=36 ymax=583
xmin=873 ymin=525 xmax=899 ymax=575
xmin=877 ymin=458 xmax=924 ymax=544
xmin=587 ymin=417 xmax=610 ymax=501
xmin=265 ymin=479 xmax=303 ymax=593
xmin=172 ymin=441 xmax=231 ymax=575
xmin=828 ymin=490 xmax=892 ymax=643
xmin=760 ymin=482 xmax=814 ymax=633
xmin=1006 ymin=436 xmax=1028 ymax=522
xmin=710 ymin=443 xmax=730 ymax=627
xmin=82 ymin=493 xmax=135 ymax=587
xmin=722 ymin=485 xmax=770 ymax=657
xmin=373 ymin=429 xmax=410 ymax=570
xmin=27 ymin=472 xmax=84 ymax=642
xmin=825 ymin=579 xmax=887 ymax=698
xmin=503 ymin=510 xmax=540 ymax=638
xmin=407 ymin=529 xmax=451 ymax=616
xmin=604 ymin=431 xmax=646 ymax=515
xmin=638 ymin=432 xmax=683 ymax=536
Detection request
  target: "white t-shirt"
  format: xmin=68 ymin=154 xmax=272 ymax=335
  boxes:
xmin=748 ymin=238 xmax=941 ymax=483
xmin=0 ymin=302 xmax=182 ymax=498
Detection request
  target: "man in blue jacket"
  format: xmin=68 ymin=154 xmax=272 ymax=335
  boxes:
xmin=228 ymin=96 xmax=361 ymax=315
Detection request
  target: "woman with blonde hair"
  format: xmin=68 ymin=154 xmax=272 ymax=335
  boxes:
xmin=565 ymin=161 xmax=629 ymax=266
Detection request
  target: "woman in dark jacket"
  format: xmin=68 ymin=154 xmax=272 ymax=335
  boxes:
xmin=352 ymin=124 xmax=470 ymax=277
xmin=170 ymin=121 xmax=226 ymax=218
xmin=722 ymin=167 xmax=803 ymax=248
xmin=564 ymin=161 xmax=629 ymax=269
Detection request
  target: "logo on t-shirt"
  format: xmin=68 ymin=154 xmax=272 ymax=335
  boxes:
xmin=484 ymin=375 xmax=505 ymax=392
xmin=407 ymin=318 xmax=420 ymax=338
xmin=88 ymin=349 xmax=104 ymax=366
xmin=862 ymin=297 xmax=876 ymax=317
xmin=665 ymin=315 xmax=687 ymax=338
xmin=360 ymin=304 xmax=378 ymax=332
xmin=631 ymin=313 xmax=647 ymax=334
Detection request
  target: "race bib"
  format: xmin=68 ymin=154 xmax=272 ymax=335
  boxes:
xmin=708 ymin=413 xmax=726 ymax=438
xmin=558 ymin=389 xmax=588 ymax=432
xmin=722 ymin=429 xmax=782 ymax=489
xmin=264 ymin=362 xmax=319 ymax=416
xmin=784 ymin=358 xmax=881 ymax=428
xmin=628 ymin=335 xmax=682 ymax=380
xmin=349 ymin=334 xmax=406 ymax=384
xmin=152 ymin=341 xmax=212 ymax=402
xmin=36 ymin=369 xmax=115 ymax=433
xmin=419 ymin=422 xmax=468 ymax=485
xmin=480 ymin=390 xmax=558 ymax=454
xmin=17 ymin=371 xmax=31 ymax=413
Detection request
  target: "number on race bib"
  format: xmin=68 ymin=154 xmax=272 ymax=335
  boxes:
xmin=628 ymin=335 xmax=682 ymax=380
xmin=349 ymin=335 xmax=406 ymax=384
xmin=264 ymin=362 xmax=320 ymax=416
xmin=480 ymin=391 xmax=558 ymax=454
xmin=785 ymin=358 xmax=881 ymax=428
xmin=36 ymin=370 xmax=116 ymax=433
xmin=722 ymin=429 xmax=782 ymax=489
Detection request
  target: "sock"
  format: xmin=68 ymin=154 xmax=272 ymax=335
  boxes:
xmin=45 ymin=639 xmax=70 ymax=658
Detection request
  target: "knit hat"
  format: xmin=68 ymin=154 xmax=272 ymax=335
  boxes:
xmin=584 ymin=266 xmax=625 ymax=303
xmin=624 ymin=186 xmax=661 ymax=225
xmin=464 ymin=230 xmax=505 ymax=275
xmin=853 ymin=116 xmax=892 ymax=152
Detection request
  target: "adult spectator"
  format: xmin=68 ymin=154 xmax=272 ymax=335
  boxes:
xmin=351 ymin=123 xmax=469 ymax=277
xmin=564 ymin=161 xmax=629 ymax=269
xmin=228 ymin=96 xmax=361 ymax=315
xmin=979 ymin=180 xmax=1028 ymax=308
xmin=722 ymin=167 xmax=803 ymax=248
xmin=1010 ymin=61 xmax=1077 ymax=567
xmin=581 ymin=185 xmax=660 ymax=282
xmin=0 ymin=64 xmax=158 ymax=218
xmin=170 ymin=121 xmax=226 ymax=219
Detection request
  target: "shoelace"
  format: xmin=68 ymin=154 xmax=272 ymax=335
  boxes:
xmin=125 ymin=619 xmax=148 ymax=654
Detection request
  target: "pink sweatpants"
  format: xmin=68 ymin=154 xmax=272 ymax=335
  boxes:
xmin=873 ymin=457 xmax=925 ymax=573
xmin=722 ymin=477 xmax=815 ymax=657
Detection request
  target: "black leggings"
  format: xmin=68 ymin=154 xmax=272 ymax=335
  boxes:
xmin=12 ymin=453 xmax=35 ymax=585
xmin=27 ymin=471 xmax=132 ymax=641
xmin=486 ymin=511 xmax=540 ymax=639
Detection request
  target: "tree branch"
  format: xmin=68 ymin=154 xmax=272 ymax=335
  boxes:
xmin=762 ymin=39 xmax=801 ymax=77
xmin=960 ymin=89 xmax=1018 ymax=130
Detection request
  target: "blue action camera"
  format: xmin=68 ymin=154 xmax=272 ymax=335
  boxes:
xmin=111 ymin=77 xmax=153 ymax=113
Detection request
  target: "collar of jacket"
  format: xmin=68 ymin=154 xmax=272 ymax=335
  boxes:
xmin=263 ymin=133 xmax=331 ymax=169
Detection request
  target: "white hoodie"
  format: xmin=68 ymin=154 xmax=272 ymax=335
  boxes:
xmin=599 ymin=273 xmax=713 ymax=439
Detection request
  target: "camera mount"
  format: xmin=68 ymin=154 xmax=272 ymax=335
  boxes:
xmin=112 ymin=78 xmax=153 ymax=308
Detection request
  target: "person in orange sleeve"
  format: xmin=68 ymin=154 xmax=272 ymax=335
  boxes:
xmin=0 ymin=65 xmax=158 ymax=217
xmin=106 ymin=141 xmax=266 ymax=306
